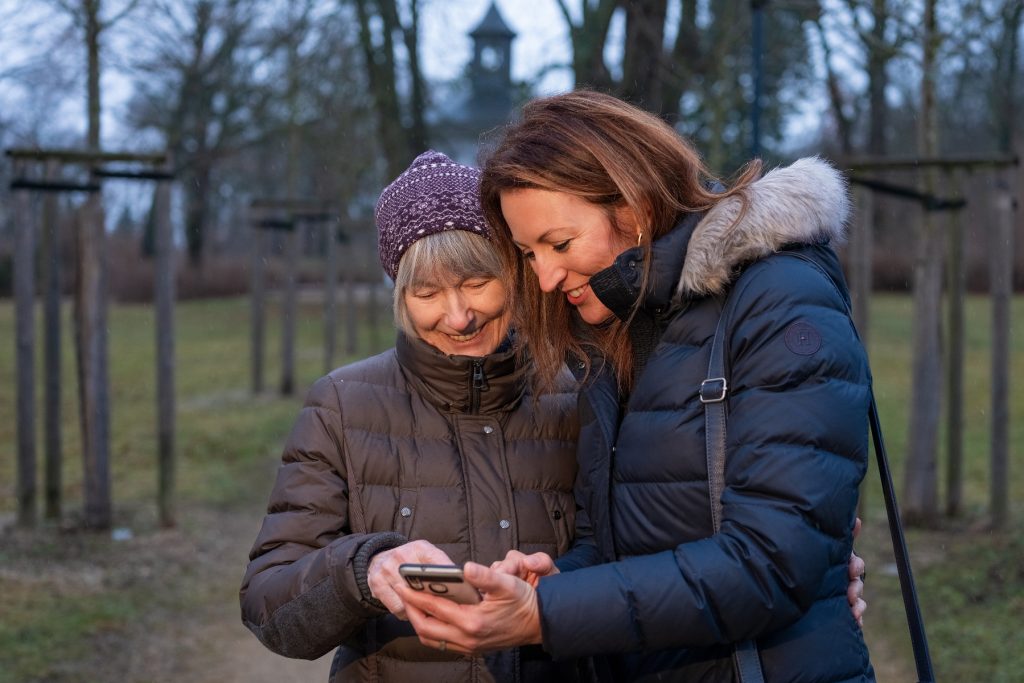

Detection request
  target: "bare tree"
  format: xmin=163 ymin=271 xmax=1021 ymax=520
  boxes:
xmin=553 ymin=0 xmax=618 ymax=90
xmin=352 ymin=0 xmax=428 ymax=180
xmin=127 ymin=0 xmax=267 ymax=266
xmin=550 ymin=1 xmax=817 ymax=171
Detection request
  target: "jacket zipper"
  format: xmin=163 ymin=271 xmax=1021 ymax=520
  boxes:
xmin=469 ymin=360 xmax=487 ymax=414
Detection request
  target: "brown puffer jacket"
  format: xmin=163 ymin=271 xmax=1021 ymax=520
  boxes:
xmin=240 ymin=332 xmax=581 ymax=683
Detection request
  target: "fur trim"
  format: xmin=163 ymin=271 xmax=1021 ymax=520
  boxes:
xmin=677 ymin=157 xmax=850 ymax=297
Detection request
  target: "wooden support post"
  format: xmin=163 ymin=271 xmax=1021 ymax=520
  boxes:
xmin=990 ymin=172 xmax=1014 ymax=529
xmin=850 ymin=186 xmax=874 ymax=518
xmin=76 ymin=192 xmax=112 ymax=529
xmin=944 ymin=169 xmax=966 ymax=517
xmin=280 ymin=223 xmax=299 ymax=396
xmin=14 ymin=187 xmax=37 ymax=528
xmin=368 ymin=277 xmax=381 ymax=352
xmin=905 ymin=198 xmax=943 ymax=526
xmin=325 ymin=223 xmax=338 ymax=373
xmin=41 ymin=161 xmax=63 ymax=520
xmin=250 ymin=218 xmax=265 ymax=394
xmin=850 ymin=185 xmax=874 ymax=344
xmin=154 ymin=177 xmax=176 ymax=528
xmin=344 ymin=245 xmax=358 ymax=355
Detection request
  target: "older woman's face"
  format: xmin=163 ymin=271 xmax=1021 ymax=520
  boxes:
xmin=500 ymin=188 xmax=636 ymax=325
xmin=404 ymin=275 xmax=510 ymax=357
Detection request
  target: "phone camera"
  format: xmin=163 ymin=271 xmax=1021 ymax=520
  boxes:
xmin=407 ymin=577 xmax=423 ymax=590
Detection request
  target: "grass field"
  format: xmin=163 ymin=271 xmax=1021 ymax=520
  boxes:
xmin=1 ymin=293 xmax=1022 ymax=682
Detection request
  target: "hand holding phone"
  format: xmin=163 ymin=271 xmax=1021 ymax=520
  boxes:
xmin=399 ymin=563 xmax=482 ymax=605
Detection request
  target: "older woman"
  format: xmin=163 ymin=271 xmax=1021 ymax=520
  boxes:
xmin=239 ymin=151 xmax=582 ymax=682
xmin=399 ymin=93 xmax=875 ymax=683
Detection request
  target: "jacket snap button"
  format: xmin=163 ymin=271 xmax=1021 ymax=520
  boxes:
xmin=400 ymin=507 xmax=412 ymax=517
xmin=552 ymin=510 xmax=562 ymax=520
xmin=499 ymin=519 xmax=511 ymax=529
xmin=483 ymin=425 xmax=494 ymax=434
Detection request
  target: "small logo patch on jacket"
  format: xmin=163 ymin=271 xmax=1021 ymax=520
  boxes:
xmin=784 ymin=321 xmax=821 ymax=355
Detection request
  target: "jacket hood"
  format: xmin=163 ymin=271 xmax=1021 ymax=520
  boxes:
xmin=676 ymin=156 xmax=850 ymax=297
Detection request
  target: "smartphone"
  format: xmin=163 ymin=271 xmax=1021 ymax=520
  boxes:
xmin=398 ymin=563 xmax=481 ymax=604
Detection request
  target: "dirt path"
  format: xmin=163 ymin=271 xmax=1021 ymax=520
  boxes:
xmin=2 ymin=500 xmax=333 ymax=683
xmin=187 ymin=505 xmax=335 ymax=683
xmin=130 ymin=504 xmax=335 ymax=683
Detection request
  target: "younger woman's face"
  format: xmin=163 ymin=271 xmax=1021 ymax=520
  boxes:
xmin=500 ymin=188 xmax=636 ymax=325
xmin=404 ymin=275 xmax=510 ymax=357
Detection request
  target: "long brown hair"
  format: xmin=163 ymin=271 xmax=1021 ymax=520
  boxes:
xmin=481 ymin=90 xmax=761 ymax=394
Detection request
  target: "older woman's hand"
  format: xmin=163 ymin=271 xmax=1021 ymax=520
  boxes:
xmin=398 ymin=561 xmax=542 ymax=655
xmin=848 ymin=517 xmax=867 ymax=627
xmin=368 ymin=540 xmax=453 ymax=620
xmin=490 ymin=550 xmax=558 ymax=588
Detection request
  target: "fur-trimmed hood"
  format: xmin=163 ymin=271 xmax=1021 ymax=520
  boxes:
xmin=677 ymin=157 xmax=850 ymax=297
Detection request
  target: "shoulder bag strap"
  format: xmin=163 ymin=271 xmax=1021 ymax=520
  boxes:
xmin=702 ymin=291 xmax=765 ymax=683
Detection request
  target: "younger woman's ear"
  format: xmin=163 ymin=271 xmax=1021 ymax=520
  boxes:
xmin=614 ymin=205 xmax=647 ymax=238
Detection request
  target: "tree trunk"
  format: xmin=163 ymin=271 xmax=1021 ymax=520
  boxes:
xmin=154 ymin=176 xmax=176 ymax=528
xmin=42 ymin=161 xmax=63 ymax=520
xmin=281 ymin=224 xmax=299 ymax=396
xmin=851 ymin=185 xmax=874 ymax=519
xmin=325 ymin=223 xmax=338 ymax=373
xmin=814 ymin=15 xmax=853 ymax=155
xmin=355 ymin=0 xmax=411 ymax=179
xmin=77 ymin=0 xmax=112 ymax=530
xmin=76 ymin=193 xmax=112 ymax=530
xmin=620 ymin=0 xmax=667 ymax=111
xmin=344 ymin=246 xmax=358 ymax=355
xmin=393 ymin=0 xmax=428 ymax=151
xmin=185 ymin=161 xmax=211 ymax=266
xmin=250 ymin=219 xmax=266 ymax=394
xmin=989 ymin=172 xmax=1014 ymax=529
xmin=660 ymin=0 xmax=700 ymax=123
xmin=850 ymin=187 xmax=873 ymax=343
xmin=903 ymin=0 xmax=941 ymax=527
xmin=866 ymin=0 xmax=890 ymax=330
xmin=557 ymin=0 xmax=617 ymax=89
xmin=14 ymin=187 xmax=37 ymax=528
xmin=944 ymin=171 xmax=965 ymax=518
xmin=867 ymin=0 xmax=889 ymax=158
xmin=280 ymin=30 xmax=301 ymax=397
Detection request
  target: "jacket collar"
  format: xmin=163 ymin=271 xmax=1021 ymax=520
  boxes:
xmin=395 ymin=332 xmax=525 ymax=415
xmin=592 ymin=156 xmax=850 ymax=319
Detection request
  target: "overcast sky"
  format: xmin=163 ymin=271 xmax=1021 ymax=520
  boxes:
xmin=0 ymin=0 xmax=583 ymax=148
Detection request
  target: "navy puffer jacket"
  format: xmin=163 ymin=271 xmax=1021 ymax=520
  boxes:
xmin=539 ymin=158 xmax=875 ymax=682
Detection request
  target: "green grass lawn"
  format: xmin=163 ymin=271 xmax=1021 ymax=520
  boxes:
xmin=0 ymin=293 xmax=1022 ymax=681
xmin=857 ymin=294 xmax=1024 ymax=683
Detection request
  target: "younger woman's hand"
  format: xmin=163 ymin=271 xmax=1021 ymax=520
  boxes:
xmin=397 ymin=561 xmax=542 ymax=654
xmin=490 ymin=550 xmax=558 ymax=587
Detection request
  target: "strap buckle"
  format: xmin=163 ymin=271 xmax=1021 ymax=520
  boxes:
xmin=700 ymin=377 xmax=728 ymax=403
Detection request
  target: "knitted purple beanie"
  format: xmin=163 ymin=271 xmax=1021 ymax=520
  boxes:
xmin=375 ymin=150 xmax=490 ymax=280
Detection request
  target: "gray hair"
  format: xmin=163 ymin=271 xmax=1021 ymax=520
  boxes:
xmin=392 ymin=230 xmax=503 ymax=337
